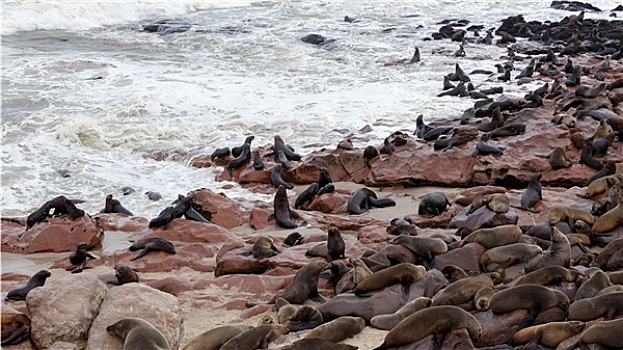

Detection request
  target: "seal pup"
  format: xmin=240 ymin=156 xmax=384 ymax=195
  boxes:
xmin=128 ymin=237 xmax=176 ymax=261
xmin=466 ymin=193 xmax=510 ymax=214
xmin=226 ymin=143 xmax=251 ymax=178
xmin=106 ymin=318 xmax=169 ymax=350
xmin=220 ymin=324 xmax=288 ymax=350
xmin=275 ymin=297 xmax=298 ymax=325
xmin=231 ymin=135 xmax=254 ymax=158
xmin=418 ymin=192 xmax=451 ymax=216
xmin=283 ymin=232 xmax=304 ymax=246
xmin=270 ymin=164 xmax=293 ymax=190
xmin=326 ymin=227 xmax=345 ymax=262
xmin=548 ymin=146 xmax=573 ymax=170
xmin=267 ymin=186 xmax=300 ymax=229
xmin=578 ymin=318 xmax=623 ymax=348
xmin=354 ymin=263 xmax=426 ymax=300
xmin=512 ymin=173 xmax=542 ymax=213
xmin=370 ymin=297 xmax=431 ymax=330
xmin=267 ymin=261 xmax=331 ymax=304
xmin=1 ymin=313 xmax=31 ymax=346
xmin=181 ymin=325 xmax=253 ymax=350
xmin=294 ymin=183 xmax=318 ymax=210
xmin=511 ymin=321 xmax=584 ymax=348
xmin=108 ymin=266 xmax=139 ymax=285
xmin=285 ymin=305 xmax=323 ymax=331
xmin=101 ymin=194 xmax=134 ymax=216
xmin=304 ymin=316 xmax=365 ymax=343
xmin=252 ymin=151 xmax=264 ymax=170
xmin=547 ymin=206 xmax=594 ymax=228
xmin=474 ymin=286 xmax=495 ymax=311
xmin=69 ymin=242 xmax=98 ymax=273
xmin=317 ymin=166 xmax=333 ymax=190
xmin=372 ymin=305 xmax=481 ymax=350
xmin=5 ymin=270 xmax=51 ymax=301
xmin=252 ymin=236 xmax=280 ymax=259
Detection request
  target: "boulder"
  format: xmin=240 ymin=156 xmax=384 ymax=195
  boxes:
xmin=435 ymin=243 xmax=487 ymax=272
xmin=134 ymin=218 xmax=230 ymax=243
xmin=191 ymin=189 xmax=244 ymax=229
xmin=92 ymin=213 xmax=148 ymax=232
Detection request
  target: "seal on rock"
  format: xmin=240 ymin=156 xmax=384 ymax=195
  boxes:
xmin=350 ymin=258 xmax=373 ymax=285
xmin=268 ymin=261 xmax=331 ymax=304
xmin=181 ymin=325 xmax=253 ymax=350
xmin=418 ymin=192 xmax=451 ymax=216
xmin=524 ymin=227 xmax=571 ymax=272
xmin=279 ymin=339 xmax=358 ymax=350
xmin=326 ymin=227 xmax=346 ymax=262
xmin=370 ymin=297 xmax=431 ymax=330
xmin=579 ymin=318 xmax=623 ymax=348
xmin=128 ymin=237 xmax=176 ymax=261
xmin=460 ymin=225 xmax=521 ymax=249
xmin=252 ymin=236 xmax=280 ymax=259
xmin=480 ymin=243 xmax=543 ymax=271
xmin=106 ymin=318 xmax=169 ymax=350
xmin=513 ymin=173 xmax=543 ymax=213
xmin=568 ymin=292 xmax=623 ymax=321
xmin=108 ymin=266 xmax=139 ymax=286
xmin=514 ymin=266 xmax=582 ymax=286
xmin=467 ymin=193 xmax=510 ymax=214
xmin=304 ymin=316 xmax=365 ymax=343
xmin=5 ymin=270 xmax=51 ymax=301
xmin=268 ymin=186 xmax=300 ymax=229
xmin=226 ymin=143 xmax=251 ymax=178
xmin=101 ymin=194 xmax=134 ymax=216
xmin=511 ymin=321 xmax=584 ymax=348
xmin=592 ymin=189 xmax=623 ymax=234
xmin=391 ymin=236 xmax=448 ymax=266
xmin=294 ymin=183 xmax=318 ymax=210
xmin=431 ymin=274 xmax=494 ymax=308
xmin=354 ymin=263 xmax=426 ymax=300
xmin=69 ymin=242 xmax=98 ymax=272
xmin=270 ymin=164 xmax=293 ymax=190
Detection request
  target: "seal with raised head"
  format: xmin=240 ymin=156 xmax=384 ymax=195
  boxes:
xmin=128 ymin=237 xmax=175 ymax=261
xmin=69 ymin=242 xmax=98 ymax=272
xmin=304 ymin=316 xmax=365 ymax=343
xmin=579 ymin=318 xmax=623 ymax=348
xmin=466 ymin=193 xmax=510 ymax=214
xmin=441 ymin=265 xmax=469 ymax=282
xmin=101 ymin=194 xmax=134 ymax=216
xmin=370 ymin=297 xmax=431 ymax=330
xmin=460 ymin=225 xmax=521 ymax=249
xmin=372 ymin=305 xmax=481 ymax=350
xmin=294 ymin=183 xmax=318 ymax=210
xmin=108 ymin=266 xmax=139 ymax=286
xmin=270 ymin=164 xmax=293 ymax=190
xmin=211 ymin=147 xmax=231 ymax=164
xmin=511 ymin=321 xmax=584 ymax=348
xmin=591 ymin=189 xmax=623 ymax=234
xmin=480 ymin=243 xmax=543 ymax=272
xmin=363 ymin=146 xmax=379 ymax=167
xmin=350 ymin=257 xmax=372 ymax=285
xmin=106 ymin=318 xmax=169 ymax=350
xmin=513 ymin=173 xmax=542 ymax=213
xmin=226 ymin=143 xmax=251 ymax=178
xmin=252 ymin=236 xmax=280 ymax=259
xmin=268 ymin=186 xmax=300 ymax=229
xmin=326 ymin=227 xmax=346 ymax=262
xmin=251 ymin=151 xmax=265 ymax=170
xmin=273 ymin=135 xmax=301 ymax=161
xmin=231 ymin=135 xmax=254 ymax=158
xmin=418 ymin=192 xmax=451 ymax=216
xmin=181 ymin=325 xmax=253 ymax=350
xmin=473 ymin=133 xmax=504 ymax=156
xmin=220 ymin=324 xmax=288 ymax=350
xmin=1 ymin=313 xmax=31 ymax=346
xmin=268 ymin=261 xmax=331 ymax=304
xmin=524 ymin=226 xmax=571 ymax=272
xmin=5 ymin=270 xmax=51 ymax=301
xmin=568 ymin=292 xmax=623 ymax=321
xmin=354 ymin=263 xmax=426 ymax=300
xmin=26 ymin=195 xmax=85 ymax=229
xmin=317 ymin=167 xmax=333 ymax=190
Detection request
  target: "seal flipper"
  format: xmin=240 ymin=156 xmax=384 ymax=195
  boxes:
xmin=431 ymin=330 xmax=449 ymax=350
xmin=267 ymin=213 xmax=275 ymax=221
xmin=518 ymin=309 xmax=539 ymax=330
xmin=289 ymin=210 xmax=301 ymax=219
xmin=310 ymin=294 xmax=326 ymax=303
xmin=129 ymin=248 xmax=150 ymax=261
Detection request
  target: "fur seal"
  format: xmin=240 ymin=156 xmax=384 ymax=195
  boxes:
xmin=580 ymin=140 xmax=604 ymax=171
xmin=350 ymin=258 xmax=372 ymax=285
xmin=414 ymin=114 xmax=434 ymax=138
xmin=210 ymin=147 xmax=230 ymax=163
xmin=232 ymin=135 xmax=254 ymax=158
xmin=549 ymin=146 xmax=573 ymax=170
xmin=5 ymin=270 xmax=51 ymax=301
xmin=273 ymin=135 xmax=301 ymax=161
xmin=317 ymin=167 xmax=332 ymax=189
xmin=591 ymin=189 xmax=623 ymax=234
xmin=460 ymin=225 xmax=521 ymax=249
xmin=1 ymin=313 xmax=31 ymax=346
xmin=473 ymin=133 xmax=504 ymax=156
xmin=149 ymin=193 xmax=196 ymax=229
xmin=326 ymin=227 xmax=346 ymax=262
xmin=370 ymin=297 xmax=431 ymax=330
xmin=548 ymin=206 xmax=594 ymax=227
xmin=294 ymin=183 xmax=318 ymax=210
xmin=431 ymin=274 xmax=494 ymax=308
xmin=592 ymin=133 xmax=616 ymax=158
xmin=108 ymin=266 xmax=139 ymax=285
xmin=279 ymin=339 xmax=358 ymax=350
xmin=474 ymin=286 xmax=495 ymax=311
xmin=467 ymin=193 xmax=510 ymax=214
xmin=579 ymin=318 xmax=623 ymax=348
xmin=514 ymin=173 xmax=543 ymax=213
xmin=252 ymin=151 xmax=265 ymax=170
xmin=511 ymin=321 xmax=584 ymax=348
xmin=568 ymin=292 xmax=623 ymax=321
xmin=574 ymin=270 xmax=611 ymax=301
xmin=268 ymin=186 xmax=300 ymax=229
xmin=489 ymin=284 xmax=570 ymax=329
xmin=181 ymin=325 xmax=253 ymax=350
xmin=226 ymin=143 xmax=251 ymax=178
xmin=354 ymin=263 xmax=426 ymax=299
xmin=275 ymin=297 xmax=298 ymax=325
xmin=386 ymin=218 xmax=418 ymax=236
xmin=391 ymin=236 xmax=448 ymax=265
xmin=69 ymin=242 xmax=97 ymax=272
xmin=348 ymin=188 xmax=396 ymax=214
xmin=418 ymin=192 xmax=451 ymax=216
xmin=270 ymin=164 xmax=293 ymax=190
xmin=106 ymin=318 xmax=169 ymax=350
xmin=252 ymin=236 xmax=280 ymax=259
xmin=128 ymin=237 xmax=175 ymax=261
xmin=480 ymin=243 xmax=543 ymax=272
xmin=269 ymin=261 xmax=331 ymax=304
xmin=586 ymin=161 xmax=616 ymax=186
xmin=101 ymin=194 xmax=134 ymax=216
xmin=514 ymin=266 xmax=582 ymax=286
xmin=26 ymin=195 xmax=85 ymax=229
xmin=304 ymin=316 xmax=365 ymax=343
xmin=275 ymin=150 xmax=290 ymax=169
xmin=441 ymin=265 xmax=469 ymax=283
xmin=220 ymin=324 xmax=288 ymax=350
xmin=363 ymin=146 xmax=379 ymax=167
xmin=372 ymin=305 xmax=481 ymax=350
xmin=524 ymin=227 xmax=571 ymax=272
xmin=285 ymin=305 xmax=323 ymax=331
xmin=591 ymin=236 xmax=623 ymax=269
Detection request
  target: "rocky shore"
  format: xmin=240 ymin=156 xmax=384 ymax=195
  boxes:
xmin=3 ymin=6 xmax=623 ymax=350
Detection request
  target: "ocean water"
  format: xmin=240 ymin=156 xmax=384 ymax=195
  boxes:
xmin=1 ymin=0 xmax=617 ymax=219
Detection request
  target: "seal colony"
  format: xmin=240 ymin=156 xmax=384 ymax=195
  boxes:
xmin=2 ymin=4 xmax=623 ymax=350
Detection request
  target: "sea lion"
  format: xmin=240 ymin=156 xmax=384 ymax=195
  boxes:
xmin=268 ymin=261 xmax=331 ymax=304
xmin=294 ymin=183 xmax=318 ymax=210
xmin=460 ymin=225 xmax=521 ymax=249
xmin=467 ymin=193 xmax=511 ymax=214
xmin=591 ymin=236 xmax=623 ymax=269
xmin=304 ymin=316 xmax=365 ymax=343
xmin=252 ymin=151 xmax=265 ymax=170
xmin=489 ymin=284 xmax=570 ymax=329
xmin=511 ymin=321 xmax=584 ymax=348
xmin=548 ymin=146 xmax=573 ymax=170
xmin=26 ymin=195 xmax=85 ymax=229
xmin=591 ymin=189 xmax=623 ymax=234
xmin=232 ymin=135 xmax=254 ymax=158
xmin=326 ymin=227 xmax=345 ymax=262
xmin=391 ymin=236 xmax=448 ymax=266
xmin=5 ymin=270 xmax=51 ymax=301
xmin=431 ymin=274 xmax=494 ymax=308
xmin=433 ymin=134 xmax=476 ymax=151
xmin=285 ymin=305 xmax=323 ymax=331
xmin=379 ymin=137 xmax=394 ymax=156
xmin=268 ymin=186 xmax=300 ymax=229
xmin=148 ymin=193 xmax=196 ymax=229
xmin=354 ymin=263 xmax=426 ymax=299
xmin=348 ymin=188 xmax=395 ymax=215
xmin=363 ymin=146 xmax=379 ymax=167
xmin=607 ymin=249 xmax=623 ymax=270
xmin=418 ymin=192 xmax=451 ymax=216
xmin=220 ymin=324 xmax=288 ymax=350
xmin=548 ymin=206 xmax=594 ymax=227
xmin=1 ymin=313 xmax=31 ymax=346
xmin=480 ymin=243 xmax=543 ymax=272
xmin=210 ymin=147 xmax=231 ymax=163
xmin=106 ymin=318 xmax=169 ymax=350
xmin=350 ymin=258 xmax=373 ymax=285
xmin=372 ymin=305 xmax=481 ymax=350
xmin=514 ymin=266 xmax=582 ymax=286
xmin=473 ymin=133 xmax=504 ymax=156
xmin=108 ymin=266 xmax=139 ymax=285
xmin=568 ymin=292 xmax=623 ymax=321
xmin=283 ymin=232 xmax=303 ymax=247
xmin=576 ymin=83 xmax=606 ymax=99
xmin=579 ymin=318 xmax=623 ymax=348
xmin=317 ymin=167 xmax=332 ymax=189
xmin=524 ymin=227 xmax=571 ymax=272
xmin=128 ymin=237 xmax=176 ymax=261
xmin=226 ymin=143 xmax=251 ymax=178
xmin=181 ymin=325 xmax=253 ymax=350
xmin=101 ymin=194 xmax=134 ymax=216
xmin=592 ymin=133 xmax=616 ymax=158
xmin=386 ymin=218 xmax=418 ymax=236
xmin=490 ymin=124 xmax=526 ymax=139
xmin=273 ymin=135 xmax=301 ymax=161
xmin=69 ymin=242 xmax=98 ymax=272
xmin=270 ymin=164 xmax=293 ymax=190
xmin=279 ymin=339 xmax=358 ymax=350
xmin=474 ymin=286 xmax=495 ymax=311
xmin=252 ymin=236 xmax=280 ymax=259
xmin=574 ymin=270 xmax=611 ymax=301
xmin=513 ymin=173 xmax=542 ymax=213
xmin=370 ymin=297 xmax=431 ymax=330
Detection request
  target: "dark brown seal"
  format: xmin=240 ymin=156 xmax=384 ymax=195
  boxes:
xmin=418 ymin=192 xmax=451 ymax=216
xmin=252 ymin=236 xmax=280 ymax=259
xmin=226 ymin=143 xmax=251 ymax=178
xmin=304 ymin=316 xmax=365 ymax=343
xmin=106 ymin=318 xmax=169 ymax=350
xmin=69 ymin=242 xmax=98 ymax=272
xmin=285 ymin=305 xmax=323 ymax=332
xmin=513 ymin=173 xmax=542 ymax=213
xmin=391 ymin=236 xmax=448 ymax=265
xmin=5 ymin=270 xmax=51 ymax=301
xmin=460 ymin=225 xmax=521 ymax=249
xmin=273 ymin=135 xmax=301 ymax=161
xmin=326 ymin=227 xmax=345 ymax=262
xmin=547 ymin=206 xmax=594 ymax=227
xmin=363 ymin=146 xmax=379 ymax=167
xmin=348 ymin=188 xmax=396 ymax=215
xmin=270 ymin=164 xmax=293 ymax=190
xmin=524 ymin=227 xmax=571 ymax=273
xmin=1 ymin=313 xmax=31 ymax=346
xmin=220 ymin=324 xmax=288 ymax=350
xmin=574 ymin=270 xmax=611 ymax=301
xmin=514 ymin=266 xmax=582 ymax=286
xmin=181 ymin=325 xmax=253 ymax=350
xmin=294 ymin=183 xmax=318 ymax=209
xmin=26 ymin=195 xmax=85 ymax=229
xmin=592 ymin=189 xmax=623 ymax=234
xmin=101 ymin=194 xmax=134 ymax=216
xmin=268 ymin=186 xmax=300 ymax=229
xmin=128 ymin=237 xmax=176 ymax=261
xmin=269 ymin=261 xmax=331 ymax=304
xmin=232 ymin=135 xmax=254 ymax=158
xmin=108 ymin=265 xmax=139 ymax=285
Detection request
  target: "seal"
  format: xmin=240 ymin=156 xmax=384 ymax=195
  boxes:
xmin=591 ymin=189 xmax=623 ymax=234
xmin=379 ymin=137 xmax=394 ymax=156
xmin=128 ymin=237 xmax=176 ymax=261
xmin=210 ymin=147 xmax=231 ymax=163
xmin=588 ymin=119 xmax=611 ymax=141
xmin=267 ymin=186 xmax=300 ymax=229
xmin=285 ymin=305 xmax=323 ymax=331
xmin=283 ymin=232 xmax=304 ymax=247
xmin=474 ymin=286 xmax=495 ymax=311
xmin=252 ymin=236 xmax=280 ymax=259
xmin=305 ymin=243 xmax=327 ymax=259
xmin=69 ymin=242 xmax=98 ymax=272
xmin=568 ymin=292 xmax=623 ymax=321
xmin=232 ymin=136 xmax=255 ymax=158
xmin=580 ymin=139 xmax=604 ymax=170
xmin=467 ymin=193 xmax=511 ymax=214
xmin=181 ymin=325 xmax=253 ymax=350
xmin=275 ymin=297 xmax=298 ymax=325
xmin=511 ymin=321 xmax=584 ymax=348
xmin=294 ymin=183 xmax=318 ymax=210
xmin=350 ymin=258 xmax=372 ymax=285
xmin=348 ymin=188 xmax=396 ymax=215
xmin=5 ymin=270 xmax=51 ymax=301
xmin=574 ymin=270 xmax=611 ymax=301
xmin=473 ymin=133 xmax=504 ymax=156
xmin=414 ymin=114 xmax=434 ymax=139
xmin=101 ymin=194 xmax=134 ymax=216
xmin=418 ymin=192 xmax=451 ymax=216
xmin=480 ymin=243 xmax=543 ymax=272
xmin=390 ymin=236 xmax=447 ymax=266
xmin=514 ymin=266 xmax=582 ymax=286
xmin=460 ymin=225 xmax=521 ymax=249
xmin=441 ymin=265 xmax=469 ymax=282
xmin=148 ymin=193 xmax=196 ymax=230
xmin=513 ymin=173 xmax=542 ymax=213
xmin=586 ymin=161 xmax=616 ymax=186
xmin=363 ymin=146 xmax=379 ymax=167
xmin=595 ymin=284 xmax=623 ymax=297
xmin=372 ymin=305 xmax=481 ymax=350
xmin=592 ymin=133 xmax=616 ymax=158
xmin=490 ymin=284 xmax=570 ymax=329
xmin=252 ymin=151 xmax=265 ymax=171
xmin=524 ymin=227 xmax=571 ymax=273
xmin=268 ymin=261 xmax=331 ymax=304
xmin=547 ymin=206 xmax=594 ymax=227
xmin=317 ymin=167 xmax=333 ymax=190
xmin=273 ymin=135 xmax=301 ymax=161
xmin=354 ymin=263 xmax=426 ymax=300
xmin=326 ymin=227 xmax=346 ymax=262
xmin=26 ymin=195 xmax=85 ymax=229
xmin=304 ymin=316 xmax=365 ymax=343
xmin=270 ymin=164 xmax=293 ymax=190
xmin=549 ymin=146 xmax=573 ymax=170
xmin=280 ymin=339 xmax=358 ymax=350
xmin=370 ymin=297 xmax=431 ymax=330
xmin=579 ymin=318 xmax=623 ymax=348
xmin=108 ymin=266 xmax=139 ymax=286
xmin=226 ymin=143 xmax=251 ymax=178
xmin=106 ymin=318 xmax=169 ymax=350
xmin=1 ymin=313 xmax=31 ymax=346
xmin=431 ymin=274 xmax=494 ymax=308
xmin=591 ymin=236 xmax=623 ymax=269
xmin=220 ymin=324 xmax=288 ymax=350
xmin=275 ymin=149 xmax=290 ymax=169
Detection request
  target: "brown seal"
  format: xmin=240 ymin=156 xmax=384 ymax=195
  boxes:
xmin=441 ymin=265 xmax=469 ymax=282
xmin=548 ymin=146 xmax=573 ymax=170
xmin=489 ymin=284 xmax=570 ymax=329
xmin=514 ymin=266 xmax=582 ymax=286
xmin=354 ymin=263 xmax=426 ymax=299
xmin=69 ymin=242 xmax=98 ymax=272
xmin=252 ymin=236 xmax=280 ymax=259
xmin=304 ymin=316 xmax=365 ymax=343
xmin=280 ymin=338 xmax=358 ymax=350
xmin=1 ymin=313 xmax=31 ymax=346
xmin=270 ymin=164 xmax=293 ymax=190
xmin=304 ymin=243 xmax=328 ymax=259
xmin=372 ymin=305 xmax=481 ymax=350
xmin=285 ymin=305 xmax=323 ymax=332
xmin=129 ymin=237 xmax=176 ymax=261
xmin=591 ymin=188 xmax=623 ymax=234
xmin=588 ymin=119 xmax=611 ymax=141
xmin=106 ymin=318 xmax=169 ymax=350
xmin=348 ymin=188 xmax=396 ymax=214
xmin=326 ymin=227 xmax=346 ymax=262
xmin=513 ymin=173 xmax=542 ymax=213
xmin=349 ymin=257 xmax=372 ymax=285
xmin=460 ymin=224 xmax=521 ymax=249
xmin=474 ymin=286 xmax=495 ymax=311
xmin=181 ymin=325 xmax=253 ymax=350
xmin=524 ymin=227 xmax=571 ymax=273
xmin=220 ymin=324 xmax=288 ymax=350
xmin=579 ymin=318 xmax=623 ymax=348
xmin=595 ymin=284 xmax=623 ymax=296
xmin=574 ymin=270 xmax=611 ymax=301
xmin=431 ymin=275 xmax=494 ymax=308
xmin=269 ymin=261 xmax=331 ymax=304
xmin=26 ymin=195 xmax=85 ymax=229
xmin=370 ymin=297 xmax=431 ymax=330
xmin=273 ymin=135 xmax=301 ymax=161
xmin=5 ymin=270 xmax=51 ymax=301
xmin=547 ymin=206 xmax=594 ymax=227
xmin=591 ymin=236 xmax=623 ymax=269
xmin=108 ymin=266 xmax=139 ymax=286
xmin=467 ymin=193 xmax=510 ymax=214
xmin=511 ymin=321 xmax=584 ymax=348
xmin=568 ymin=292 xmax=623 ymax=321
xmin=418 ymin=192 xmax=451 ymax=216
xmin=101 ymin=194 xmax=134 ymax=216
xmin=226 ymin=143 xmax=251 ymax=178
xmin=390 ymin=236 xmax=448 ymax=265
xmin=480 ymin=243 xmax=543 ymax=272
xmin=268 ymin=186 xmax=300 ymax=229
xmin=275 ymin=297 xmax=298 ymax=325
xmin=363 ymin=146 xmax=379 ymax=167
xmin=581 ymin=174 xmax=623 ymax=198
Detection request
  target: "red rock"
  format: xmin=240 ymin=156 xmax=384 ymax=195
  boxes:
xmin=249 ymin=208 xmax=272 ymax=230
xmin=144 ymin=276 xmax=193 ymax=296
xmin=450 ymin=206 xmax=518 ymax=233
xmin=357 ymin=225 xmax=392 ymax=244
xmin=92 ymin=213 xmax=148 ymax=232
xmin=293 ymin=149 xmax=371 ymax=184
xmin=214 ymin=251 xmax=277 ymax=277
xmin=1 ymin=215 xmax=103 ymax=254
xmin=216 ymin=237 xmax=246 ymax=261
xmin=101 ymin=244 xmax=213 ymax=273
xmin=134 ymin=218 xmax=230 ymax=243
xmin=435 ymin=243 xmax=486 ymax=273
xmin=303 ymin=192 xmax=350 ymax=214
xmin=191 ymin=188 xmax=244 ymax=228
